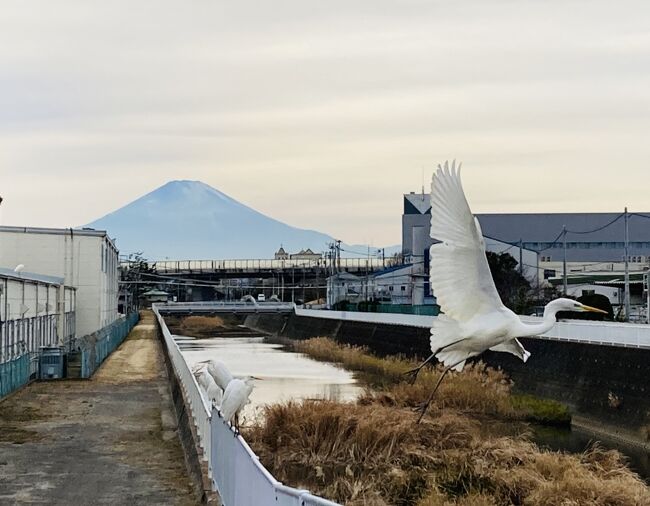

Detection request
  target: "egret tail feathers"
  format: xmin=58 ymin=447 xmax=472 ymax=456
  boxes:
xmin=431 ymin=315 xmax=470 ymax=371
xmin=434 ymin=349 xmax=468 ymax=371
xmin=430 ymin=315 xmax=463 ymax=351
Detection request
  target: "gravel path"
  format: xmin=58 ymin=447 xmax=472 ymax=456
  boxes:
xmin=0 ymin=311 xmax=197 ymax=505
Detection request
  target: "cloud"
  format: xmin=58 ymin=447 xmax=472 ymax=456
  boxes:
xmin=1 ymin=0 xmax=649 ymax=246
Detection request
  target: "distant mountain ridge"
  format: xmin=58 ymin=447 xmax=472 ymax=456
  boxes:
xmin=85 ymin=180 xmax=399 ymax=260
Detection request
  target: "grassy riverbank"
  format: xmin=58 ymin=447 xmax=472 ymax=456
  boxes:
xmin=244 ymin=337 xmax=648 ymax=505
xmin=287 ymin=337 xmax=570 ymax=425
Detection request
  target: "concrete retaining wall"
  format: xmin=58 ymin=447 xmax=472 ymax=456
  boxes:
xmin=246 ymin=312 xmax=650 ymax=442
xmin=155 ymin=317 xmax=216 ymax=504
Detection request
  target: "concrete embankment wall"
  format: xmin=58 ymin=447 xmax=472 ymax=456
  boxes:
xmin=245 ymin=312 xmax=650 ymax=443
xmin=155 ymin=319 xmax=214 ymax=504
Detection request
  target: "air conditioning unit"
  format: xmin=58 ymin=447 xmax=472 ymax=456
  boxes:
xmin=39 ymin=347 xmax=65 ymax=380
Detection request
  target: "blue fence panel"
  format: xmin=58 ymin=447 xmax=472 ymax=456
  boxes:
xmin=80 ymin=312 xmax=140 ymax=378
xmin=0 ymin=354 xmax=30 ymax=400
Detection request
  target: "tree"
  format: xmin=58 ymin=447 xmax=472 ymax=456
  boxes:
xmin=557 ymin=293 xmax=613 ymax=321
xmin=486 ymin=251 xmax=531 ymax=313
xmin=120 ymin=253 xmax=158 ymax=309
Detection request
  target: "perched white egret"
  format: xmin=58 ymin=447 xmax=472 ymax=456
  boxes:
xmin=409 ymin=161 xmax=607 ymax=422
xmin=14 ymin=264 xmax=25 ymax=274
xmin=196 ymin=368 xmax=223 ymax=408
xmin=220 ymin=377 xmax=257 ymax=432
xmin=193 ymin=359 xmax=234 ymax=391
xmin=241 ymin=294 xmax=258 ymax=306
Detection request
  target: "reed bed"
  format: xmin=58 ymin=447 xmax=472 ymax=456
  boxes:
xmin=245 ymin=401 xmax=648 ymax=505
xmin=291 ymin=337 xmax=569 ymax=422
xmin=179 ymin=315 xmax=225 ymax=333
xmin=242 ymin=337 xmax=648 ymax=505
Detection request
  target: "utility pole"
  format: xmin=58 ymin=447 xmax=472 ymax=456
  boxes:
xmin=624 ymin=207 xmax=630 ymax=321
xmin=336 ymin=239 xmax=341 ymax=273
xmin=562 ymin=225 xmax=568 ymax=296
xmin=519 ymin=238 xmax=523 ymax=277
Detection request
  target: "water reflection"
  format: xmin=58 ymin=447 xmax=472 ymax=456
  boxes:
xmin=533 ymin=425 xmax=650 ymax=483
xmin=175 ymin=335 xmax=363 ymax=420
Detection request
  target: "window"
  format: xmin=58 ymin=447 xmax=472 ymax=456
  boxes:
xmin=401 ymin=286 xmax=406 ymax=291
xmin=543 ymin=269 xmax=556 ymax=279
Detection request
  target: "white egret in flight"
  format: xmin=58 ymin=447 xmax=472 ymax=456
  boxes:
xmin=221 ymin=377 xmax=258 ymax=433
xmin=409 ymin=161 xmax=607 ymax=422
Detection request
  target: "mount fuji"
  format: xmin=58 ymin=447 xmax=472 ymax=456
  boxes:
xmin=85 ymin=180 xmax=398 ymax=260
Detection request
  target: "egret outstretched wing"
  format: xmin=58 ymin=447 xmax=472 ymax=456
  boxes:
xmin=429 ymin=161 xmax=504 ymax=322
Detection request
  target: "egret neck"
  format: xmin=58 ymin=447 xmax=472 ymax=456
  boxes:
xmin=517 ymin=301 xmax=562 ymax=337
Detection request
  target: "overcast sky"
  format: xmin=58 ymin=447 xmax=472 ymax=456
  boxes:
xmin=1 ymin=1 xmax=649 ymax=246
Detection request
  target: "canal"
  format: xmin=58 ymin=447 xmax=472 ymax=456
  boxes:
xmin=174 ymin=331 xmax=362 ymax=421
xmin=174 ymin=324 xmax=648 ymax=483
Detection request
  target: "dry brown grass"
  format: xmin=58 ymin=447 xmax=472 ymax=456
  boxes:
xmin=180 ymin=315 xmax=225 ymax=333
xmin=293 ymin=338 xmax=514 ymax=418
xmin=244 ymin=337 xmax=649 ymax=504
xmin=245 ymin=401 xmax=649 ymax=506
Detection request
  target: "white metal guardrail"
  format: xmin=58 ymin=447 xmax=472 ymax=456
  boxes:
xmin=295 ymin=308 xmax=650 ymax=349
xmin=152 ymin=304 xmax=341 ymax=506
xmin=153 ymin=306 xmax=213 ymax=476
xmin=158 ymin=301 xmax=295 ymax=314
xmin=295 ymin=307 xmax=435 ymax=328
xmin=519 ymin=316 xmax=650 ymax=349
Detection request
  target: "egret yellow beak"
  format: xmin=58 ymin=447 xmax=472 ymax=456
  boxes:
xmin=580 ymin=304 xmax=608 ymax=314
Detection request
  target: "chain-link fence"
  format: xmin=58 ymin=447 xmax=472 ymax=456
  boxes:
xmin=77 ymin=312 xmax=140 ymax=378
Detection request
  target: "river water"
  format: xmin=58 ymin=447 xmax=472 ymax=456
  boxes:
xmin=175 ymin=329 xmax=648 ymax=482
xmin=174 ymin=333 xmax=363 ymax=421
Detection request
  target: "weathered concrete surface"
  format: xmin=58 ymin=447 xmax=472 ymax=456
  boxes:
xmin=0 ymin=311 xmax=198 ymax=505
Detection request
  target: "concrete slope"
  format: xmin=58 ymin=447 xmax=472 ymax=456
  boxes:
xmin=0 ymin=312 xmax=198 ymax=505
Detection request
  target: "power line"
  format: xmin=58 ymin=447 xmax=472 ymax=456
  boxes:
xmin=492 ymin=212 xmax=626 ymax=254
xmin=339 ymin=247 xmax=381 ymax=257
xmin=532 ymin=230 xmax=566 ymax=252
xmin=565 ymin=213 xmax=624 ymax=235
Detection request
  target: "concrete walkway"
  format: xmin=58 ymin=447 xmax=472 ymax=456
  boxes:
xmin=0 ymin=311 xmax=198 ymax=505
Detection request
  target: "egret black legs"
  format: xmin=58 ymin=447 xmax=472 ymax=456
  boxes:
xmin=403 ymin=353 xmax=436 ymax=384
xmin=416 ymin=358 xmax=466 ymax=424
xmin=403 ymin=339 xmax=467 ymax=384
xmin=233 ymin=414 xmax=240 ymax=435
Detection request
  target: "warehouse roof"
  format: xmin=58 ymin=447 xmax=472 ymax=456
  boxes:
xmin=0 ymin=267 xmax=65 ymax=286
xmin=475 ymin=212 xmax=650 ymax=243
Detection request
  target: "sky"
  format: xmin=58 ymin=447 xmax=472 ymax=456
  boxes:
xmin=1 ymin=1 xmax=649 ymax=247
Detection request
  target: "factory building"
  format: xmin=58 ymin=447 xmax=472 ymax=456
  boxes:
xmin=404 ymin=193 xmax=650 ymax=278
xmin=403 ymin=192 xmax=540 ymax=289
xmin=0 ymin=226 xmax=119 ymax=337
xmin=470 ymin=212 xmax=650 ymax=279
xmin=0 ymin=267 xmax=76 ymax=363
xmin=403 ymin=192 xmax=650 ymax=316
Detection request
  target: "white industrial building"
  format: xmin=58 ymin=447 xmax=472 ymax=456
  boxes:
xmin=0 ymin=267 xmax=76 ymax=361
xmin=0 ymin=226 xmax=119 ymax=337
